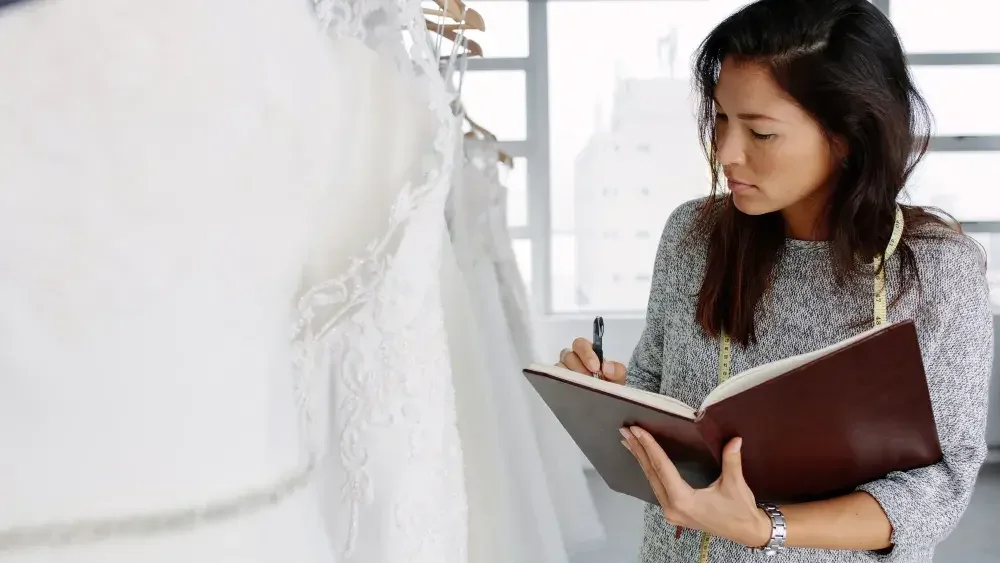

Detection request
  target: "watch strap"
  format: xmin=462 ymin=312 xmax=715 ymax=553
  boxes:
xmin=753 ymin=503 xmax=787 ymax=556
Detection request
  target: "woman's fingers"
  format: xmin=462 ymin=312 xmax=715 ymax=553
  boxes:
xmin=571 ymin=337 xmax=601 ymax=373
xmin=621 ymin=428 xmax=673 ymax=512
xmin=559 ymin=348 xmax=590 ymax=374
xmin=560 ymin=339 xmax=627 ymax=384
xmin=631 ymin=427 xmax=688 ymax=496
xmin=602 ymin=360 xmax=627 ymax=384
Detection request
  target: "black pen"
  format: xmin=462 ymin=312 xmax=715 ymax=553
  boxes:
xmin=592 ymin=316 xmax=604 ymax=378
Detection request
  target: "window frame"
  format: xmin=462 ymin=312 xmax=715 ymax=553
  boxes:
xmin=460 ymin=1 xmax=547 ymax=311
xmin=886 ymin=0 xmax=1000 ymax=236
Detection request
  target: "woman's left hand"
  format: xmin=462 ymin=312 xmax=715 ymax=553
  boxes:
xmin=620 ymin=426 xmax=772 ymax=547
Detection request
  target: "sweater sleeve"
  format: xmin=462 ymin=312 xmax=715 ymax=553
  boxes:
xmin=856 ymin=236 xmax=994 ymax=558
xmin=626 ymin=202 xmax=696 ymax=393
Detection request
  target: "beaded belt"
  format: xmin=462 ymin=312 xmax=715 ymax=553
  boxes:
xmin=0 ymin=456 xmax=316 ymax=551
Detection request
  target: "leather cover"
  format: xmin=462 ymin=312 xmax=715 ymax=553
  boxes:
xmin=524 ymin=371 xmax=718 ymax=505
xmin=523 ymin=320 xmax=942 ymax=506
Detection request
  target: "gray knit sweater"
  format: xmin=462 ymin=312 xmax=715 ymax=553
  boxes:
xmin=626 ymin=198 xmax=994 ymax=563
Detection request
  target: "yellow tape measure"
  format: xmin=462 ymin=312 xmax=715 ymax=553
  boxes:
xmin=873 ymin=207 xmax=904 ymax=326
xmin=702 ymin=208 xmax=903 ymax=563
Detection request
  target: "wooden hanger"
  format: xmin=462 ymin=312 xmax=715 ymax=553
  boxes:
xmin=424 ymin=19 xmax=484 ymax=57
xmin=454 ymin=100 xmax=507 ymax=158
xmin=429 ymin=23 xmax=471 ymax=33
xmin=428 ymin=0 xmax=486 ymax=31
xmin=497 ymin=148 xmax=515 ymax=169
xmin=463 ymin=127 xmax=513 ymax=168
xmin=463 ymin=7 xmax=486 ymax=32
xmin=464 ymin=113 xmax=494 ymax=141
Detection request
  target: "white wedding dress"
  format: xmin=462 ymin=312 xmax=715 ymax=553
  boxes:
xmin=0 ymin=1 xmax=468 ymax=563
xmin=312 ymin=3 xmax=469 ymax=563
xmin=0 ymin=1 xmax=349 ymax=562
xmin=480 ymin=148 xmax=607 ymax=555
xmin=443 ymin=140 xmax=605 ymax=562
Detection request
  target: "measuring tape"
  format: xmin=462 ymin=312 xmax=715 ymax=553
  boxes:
xmin=694 ymin=207 xmax=903 ymax=562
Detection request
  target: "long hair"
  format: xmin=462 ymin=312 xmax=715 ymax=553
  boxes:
xmin=691 ymin=0 xmax=952 ymax=346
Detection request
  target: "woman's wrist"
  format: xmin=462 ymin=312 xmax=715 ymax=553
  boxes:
xmin=741 ymin=506 xmax=774 ymax=548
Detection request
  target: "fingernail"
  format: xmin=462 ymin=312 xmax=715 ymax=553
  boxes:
xmin=734 ymin=437 xmax=743 ymax=452
xmin=619 ymin=428 xmax=631 ymax=441
xmin=621 ymin=439 xmax=631 ymax=452
xmin=630 ymin=427 xmax=643 ymax=439
xmin=603 ymin=361 xmax=615 ymax=376
xmin=588 ymin=359 xmax=600 ymax=372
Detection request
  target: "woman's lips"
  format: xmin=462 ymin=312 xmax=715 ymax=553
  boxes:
xmin=726 ymin=179 xmax=756 ymax=193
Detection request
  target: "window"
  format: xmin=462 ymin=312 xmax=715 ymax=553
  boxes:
xmin=423 ymin=1 xmax=529 ymax=58
xmin=547 ymin=0 xmax=746 ymax=312
xmin=551 ymin=233 xmax=577 ymax=311
xmin=911 ymin=66 xmax=1000 ymax=136
xmin=892 ymin=0 xmax=1000 ymax=53
xmin=456 ymin=70 xmax=527 ymax=141
xmin=905 ymin=152 xmax=1000 ymax=222
xmin=893 ymin=0 xmax=1000 ymax=310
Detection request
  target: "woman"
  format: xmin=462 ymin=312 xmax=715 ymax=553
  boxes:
xmin=557 ymin=0 xmax=994 ymax=561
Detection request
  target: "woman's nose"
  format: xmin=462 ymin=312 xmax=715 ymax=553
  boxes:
xmin=716 ymin=129 xmax=746 ymax=167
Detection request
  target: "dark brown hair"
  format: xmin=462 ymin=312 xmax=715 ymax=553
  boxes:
xmin=692 ymin=0 xmax=954 ymax=346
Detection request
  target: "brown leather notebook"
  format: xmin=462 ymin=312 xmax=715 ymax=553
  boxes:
xmin=523 ymin=320 xmax=942 ymax=506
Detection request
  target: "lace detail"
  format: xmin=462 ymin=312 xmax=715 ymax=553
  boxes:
xmin=465 ymin=140 xmax=513 ymax=264
xmin=0 ymin=0 xmax=415 ymax=551
xmin=304 ymin=1 xmax=468 ymax=561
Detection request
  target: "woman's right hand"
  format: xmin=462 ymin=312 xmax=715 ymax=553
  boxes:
xmin=557 ymin=337 xmax=627 ymax=385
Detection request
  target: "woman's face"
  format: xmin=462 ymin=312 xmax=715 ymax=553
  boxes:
xmin=713 ymin=57 xmax=841 ymax=223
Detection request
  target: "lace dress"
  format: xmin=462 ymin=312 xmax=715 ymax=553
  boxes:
xmin=0 ymin=1 xmax=468 ymax=563
xmin=473 ymin=143 xmax=607 ymax=554
xmin=312 ymin=1 xmax=470 ymax=562
xmin=443 ymin=141 xmax=603 ymax=562
xmin=0 ymin=1 xmax=353 ymax=562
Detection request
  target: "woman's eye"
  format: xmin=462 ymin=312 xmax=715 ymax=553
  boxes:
xmin=751 ymin=130 xmax=775 ymax=140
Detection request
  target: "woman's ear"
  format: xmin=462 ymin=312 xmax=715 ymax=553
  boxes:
xmin=830 ymin=135 xmax=849 ymax=165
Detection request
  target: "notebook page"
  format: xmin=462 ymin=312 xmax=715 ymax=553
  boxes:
xmin=526 ymin=363 xmax=698 ymax=419
xmin=697 ymin=322 xmax=894 ymax=411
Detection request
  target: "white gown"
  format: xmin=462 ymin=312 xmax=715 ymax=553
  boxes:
xmin=479 ymin=147 xmax=607 ymax=555
xmin=0 ymin=1 xmax=350 ymax=562
xmin=443 ymin=141 xmax=604 ymax=562
xmin=0 ymin=1 xmax=468 ymax=563
xmin=313 ymin=2 xmax=469 ymax=563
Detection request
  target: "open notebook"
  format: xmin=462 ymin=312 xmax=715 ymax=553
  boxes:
xmin=523 ymin=320 xmax=943 ymax=505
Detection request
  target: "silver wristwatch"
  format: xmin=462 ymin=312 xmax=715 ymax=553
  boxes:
xmin=753 ymin=503 xmax=787 ymax=557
